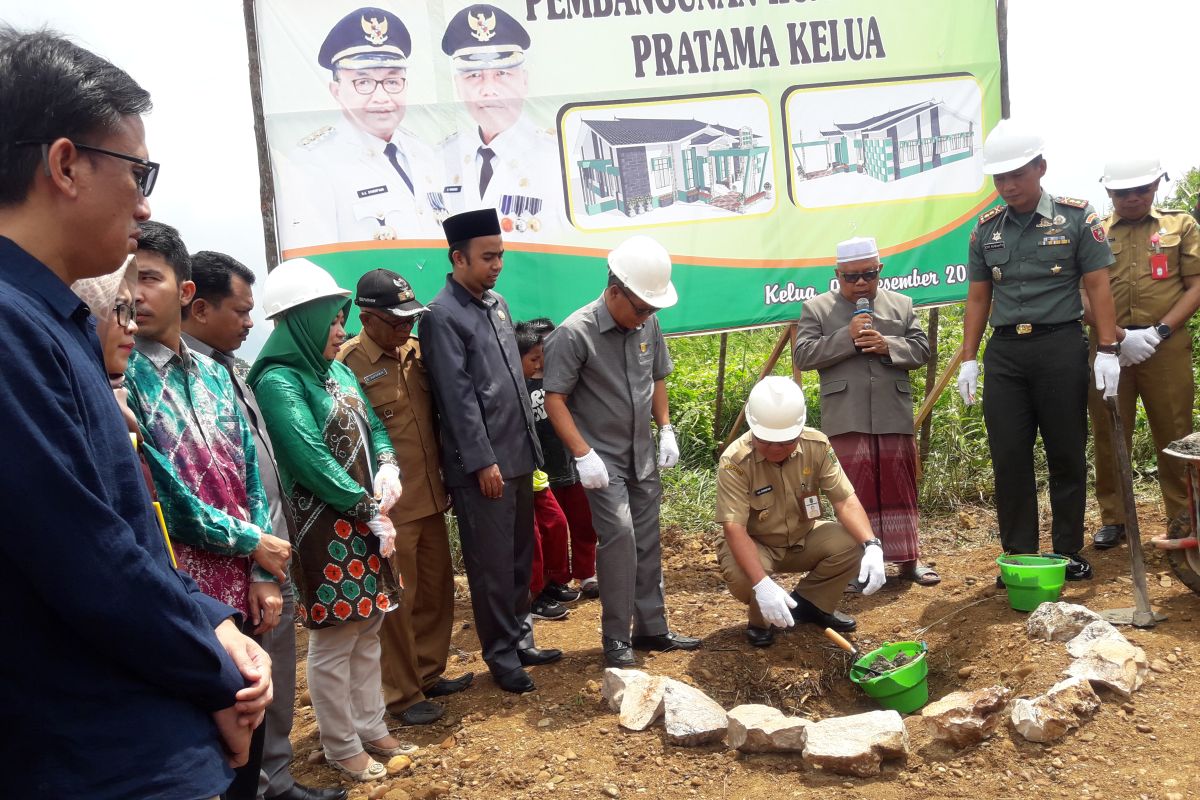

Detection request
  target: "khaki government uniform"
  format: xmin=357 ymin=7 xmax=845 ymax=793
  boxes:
xmin=715 ymin=430 xmax=863 ymax=626
xmin=1088 ymin=208 xmax=1200 ymax=526
xmin=338 ymin=332 xmax=453 ymax=713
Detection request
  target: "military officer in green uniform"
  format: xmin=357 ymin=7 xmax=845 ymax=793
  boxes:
xmin=956 ymin=121 xmax=1121 ymax=581
xmin=1086 ymin=159 xmax=1200 ymax=548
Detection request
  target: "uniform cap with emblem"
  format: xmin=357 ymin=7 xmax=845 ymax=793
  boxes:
xmin=1100 ymin=158 xmax=1168 ymax=191
xmin=981 ymin=119 xmax=1045 ymax=175
xmin=355 ymin=268 xmax=427 ymax=317
xmin=745 ymin=376 xmax=807 ymax=442
xmin=835 ymin=236 xmax=879 ymax=264
xmin=318 ymin=7 xmax=412 ymax=71
xmin=441 ymin=4 xmax=530 ymax=70
xmin=444 ymin=208 xmax=502 ymax=244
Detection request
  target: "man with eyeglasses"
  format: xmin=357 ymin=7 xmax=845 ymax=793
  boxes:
xmin=1084 ymin=159 xmax=1200 ymax=550
xmin=544 ymin=235 xmax=700 ymax=667
xmin=337 ymin=268 xmax=472 ymax=723
xmin=795 ymin=236 xmax=934 ymax=589
xmin=277 ymin=7 xmax=446 ymax=252
xmin=437 ymin=3 xmax=561 ymax=237
xmin=715 ymin=377 xmax=882 ymax=648
xmin=956 ymin=121 xmax=1120 ymax=583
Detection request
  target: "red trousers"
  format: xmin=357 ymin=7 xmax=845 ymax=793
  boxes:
xmin=531 ymin=488 xmax=570 ymax=596
xmin=552 ymin=481 xmax=597 ymax=581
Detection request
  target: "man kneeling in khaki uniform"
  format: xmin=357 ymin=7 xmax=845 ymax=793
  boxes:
xmin=716 ymin=377 xmax=885 ymax=648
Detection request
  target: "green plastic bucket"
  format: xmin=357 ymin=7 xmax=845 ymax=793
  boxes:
xmin=996 ymin=554 xmax=1068 ymax=612
xmin=848 ymin=641 xmax=929 ymax=714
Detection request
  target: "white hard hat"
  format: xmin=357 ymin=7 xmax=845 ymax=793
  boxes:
xmin=261 ymin=257 xmax=351 ymax=319
xmin=981 ymin=119 xmax=1045 ymax=175
xmin=1101 ymin=158 xmax=1168 ymax=190
xmin=608 ymin=235 xmax=678 ymax=309
xmin=745 ymin=376 xmax=806 ymax=442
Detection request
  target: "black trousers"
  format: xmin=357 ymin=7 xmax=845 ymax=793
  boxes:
xmin=452 ymin=474 xmax=535 ymax=677
xmin=982 ymin=324 xmax=1089 ymax=555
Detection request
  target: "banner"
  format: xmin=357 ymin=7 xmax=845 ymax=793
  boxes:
xmin=256 ymin=0 xmax=1001 ymax=333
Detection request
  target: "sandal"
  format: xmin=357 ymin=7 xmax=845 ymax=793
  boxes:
xmin=900 ymin=562 xmax=941 ymax=586
xmin=328 ymin=755 xmax=387 ymax=782
xmin=363 ymin=739 xmax=419 ymax=758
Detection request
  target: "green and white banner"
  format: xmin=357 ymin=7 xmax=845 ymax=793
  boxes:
xmin=256 ymin=0 xmax=1001 ymax=332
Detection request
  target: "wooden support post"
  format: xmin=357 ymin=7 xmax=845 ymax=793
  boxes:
xmin=242 ymin=0 xmax=280 ymax=270
xmin=1106 ymin=397 xmax=1156 ymax=627
xmin=914 ymin=344 xmax=964 ymax=436
xmin=919 ymin=308 xmax=940 ymax=465
xmin=713 ymin=332 xmax=729 ymax=455
xmin=720 ymin=324 xmax=795 ymax=454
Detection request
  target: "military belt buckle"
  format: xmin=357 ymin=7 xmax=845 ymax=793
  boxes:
xmin=1016 ymin=323 xmax=1033 ymax=335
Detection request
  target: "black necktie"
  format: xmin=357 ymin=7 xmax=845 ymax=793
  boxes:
xmin=478 ymin=146 xmax=495 ymax=198
xmin=383 ymin=142 xmax=415 ymax=194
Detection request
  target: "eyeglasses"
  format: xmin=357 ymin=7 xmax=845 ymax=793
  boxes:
xmin=620 ymin=286 xmax=659 ymax=318
xmin=1111 ymin=185 xmax=1155 ymax=199
xmin=112 ymin=301 xmax=137 ymax=328
xmin=349 ymin=76 xmax=407 ymax=95
xmin=15 ymin=139 xmax=159 ymax=197
xmin=839 ymin=270 xmax=879 ymax=284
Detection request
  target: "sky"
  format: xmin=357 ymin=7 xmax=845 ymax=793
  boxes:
xmin=2 ymin=0 xmax=1197 ymax=357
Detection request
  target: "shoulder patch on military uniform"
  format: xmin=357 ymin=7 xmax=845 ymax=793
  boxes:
xmin=1159 ymin=207 xmax=1188 ymax=215
xmin=299 ymin=125 xmax=335 ymax=148
xmin=1055 ymin=196 xmax=1089 ymax=209
xmin=1084 ymin=212 xmax=1099 ymax=224
xmin=978 ymin=205 xmax=1006 ymax=225
xmin=722 ymin=462 xmax=745 ymax=477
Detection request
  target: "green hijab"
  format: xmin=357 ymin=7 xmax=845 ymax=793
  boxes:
xmin=248 ymin=294 xmax=351 ymax=389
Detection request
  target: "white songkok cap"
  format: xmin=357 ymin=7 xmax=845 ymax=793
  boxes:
xmin=836 ymin=236 xmax=879 ymax=264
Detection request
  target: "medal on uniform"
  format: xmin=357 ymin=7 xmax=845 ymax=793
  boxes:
xmin=499 ymin=194 xmax=515 ymax=232
xmin=992 ymin=266 xmax=1003 ymax=282
xmin=373 ymin=215 xmax=397 ymax=240
xmin=1051 ymin=264 xmax=1062 ymax=274
xmin=803 ymin=495 xmax=820 ymax=520
xmin=427 ymin=192 xmax=449 ymax=226
xmin=1053 ymin=214 xmax=1066 ymax=225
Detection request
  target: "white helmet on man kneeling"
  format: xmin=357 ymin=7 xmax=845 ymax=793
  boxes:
xmin=745 ymin=376 xmax=806 ymax=442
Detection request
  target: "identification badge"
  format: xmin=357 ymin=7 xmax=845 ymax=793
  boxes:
xmin=803 ymin=495 xmax=820 ymax=519
xmin=1151 ymin=252 xmax=1170 ymax=280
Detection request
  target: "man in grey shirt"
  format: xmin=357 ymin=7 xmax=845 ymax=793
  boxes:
xmin=544 ymin=235 xmax=699 ymax=667
xmin=180 ymin=251 xmax=347 ymax=800
xmin=420 ymin=209 xmax=559 ymax=694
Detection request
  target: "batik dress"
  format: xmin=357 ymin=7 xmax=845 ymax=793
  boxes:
xmin=253 ymin=359 xmax=401 ymax=629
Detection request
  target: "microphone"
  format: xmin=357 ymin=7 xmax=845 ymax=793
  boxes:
xmin=855 ymin=297 xmax=873 ymax=330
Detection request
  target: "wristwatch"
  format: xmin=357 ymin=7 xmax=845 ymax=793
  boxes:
xmin=1096 ymin=342 xmax=1121 ymax=355
xmin=1155 ymin=323 xmax=1173 ymax=340
xmin=862 ymin=538 xmax=882 ymax=550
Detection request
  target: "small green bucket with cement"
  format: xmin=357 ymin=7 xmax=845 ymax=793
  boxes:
xmin=848 ymin=641 xmax=929 ymax=714
xmin=996 ymin=554 xmax=1068 ymax=612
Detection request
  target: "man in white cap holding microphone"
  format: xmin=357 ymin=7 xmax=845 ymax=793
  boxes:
xmin=956 ymin=120 xmax=1119 ymax=581
xmin=714 ymin=377 xmax=884 ymax=648
xmin=544 ymin=235 xmax=700 ymax=667
xmin=1087 ymin=159 xmax=1200 ymax=549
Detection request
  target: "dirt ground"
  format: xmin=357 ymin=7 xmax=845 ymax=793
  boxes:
xmin=285 ymin=503 xmax=1200 ymax=800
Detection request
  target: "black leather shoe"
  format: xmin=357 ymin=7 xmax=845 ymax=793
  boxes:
xmin=495 ymin=667 xmax=536 ymax=693
xmin=603 ymin=637 xmax=636 ymax=667
xmin=790 ymin=592 xmax=856 ymax=632
xmin=424 ymin=672 xmax=474 ymax=698
xmin=393 ymin=699 xmax=443 ymax=725
xmin=1058 ymin=552 xmax=1093 ymax=581
xmin=1093 ymin=524 xmax=1126 ymax=550
xmin=518 ymin=646 xmax=563 ymax=666
xmin=745 ymin=625 xmax=775 ymax=648
xmin=631 ymin=631 xmax=701 ymax=652
xmin=265 ymin=783 xmax=349 ymax=800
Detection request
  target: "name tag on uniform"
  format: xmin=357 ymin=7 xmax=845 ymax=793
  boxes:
xmin=363 ymin=368 xmax=388 ymax=384
xmin=444 ymin=185 xmax=462 ymax=193
xmin=803 ymin=495 xmax=821 ymax=519
xmin=357 ymin=185 xmax=388 ymax=198
xmin=754 ymin=485 xmax=772 ymax=496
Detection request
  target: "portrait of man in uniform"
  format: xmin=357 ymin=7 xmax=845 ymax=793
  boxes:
xmin=277 ymin=6 xmax=448 ymax=252
xmin=438 ymin=3 xmax=563 ymax=237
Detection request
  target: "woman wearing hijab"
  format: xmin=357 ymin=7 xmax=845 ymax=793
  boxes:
xmin=72 ymin=254 xmax=138 ymax=402
xmin=248 ymin=258 xmax=409 ymax=782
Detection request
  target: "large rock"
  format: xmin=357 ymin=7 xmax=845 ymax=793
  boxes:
xmin=801 ymin=710 xmax=909 ymax=777
xmin=601 ymin=668 xmax=650 ymax=712
xmin=617 ymin=675 xmax=670 ymax=731
xmin=1065 ymin=619 xmax=1128 ymax=658
xmin=1010 ymin=677 xmax=1101 ymax=742
xmin=1064 ymin=638 xmax=1148 ymax=697
xmin=725 ymin=704 xmax=809 ymax=752
xmin=662 ymin=680 xmax=728 ymax=746
xmin=1026 ymin=602 xmax=1103 ymax=642
xmin=920 ymin=686 xmax=1012 ymax=748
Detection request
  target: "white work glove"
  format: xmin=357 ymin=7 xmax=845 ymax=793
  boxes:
xmin=373 ymin=463 xmax=402 ymax=514
xmin=657 ymin=425 xmax=680 ymax=469
xmin=752 ymin=576 xmax=797 ymax=629
xmin=1093 ymin=351 xmax=1121 ymax=399
xmin=366 ymin=515 xmax=396 ymax=558
xmin=575 ymin=449 xmax=610 ymax=490
xmin=956 ymin=360 xmax=979 ymax=405
xmin=858 ymin=543 xmax=886 ymax=595
xmin=1117 ymin=327 xmax=1160 ymax=367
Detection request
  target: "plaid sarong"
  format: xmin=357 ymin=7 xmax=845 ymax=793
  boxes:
xmin=829 ymin=432 xmax=920 ymax=563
